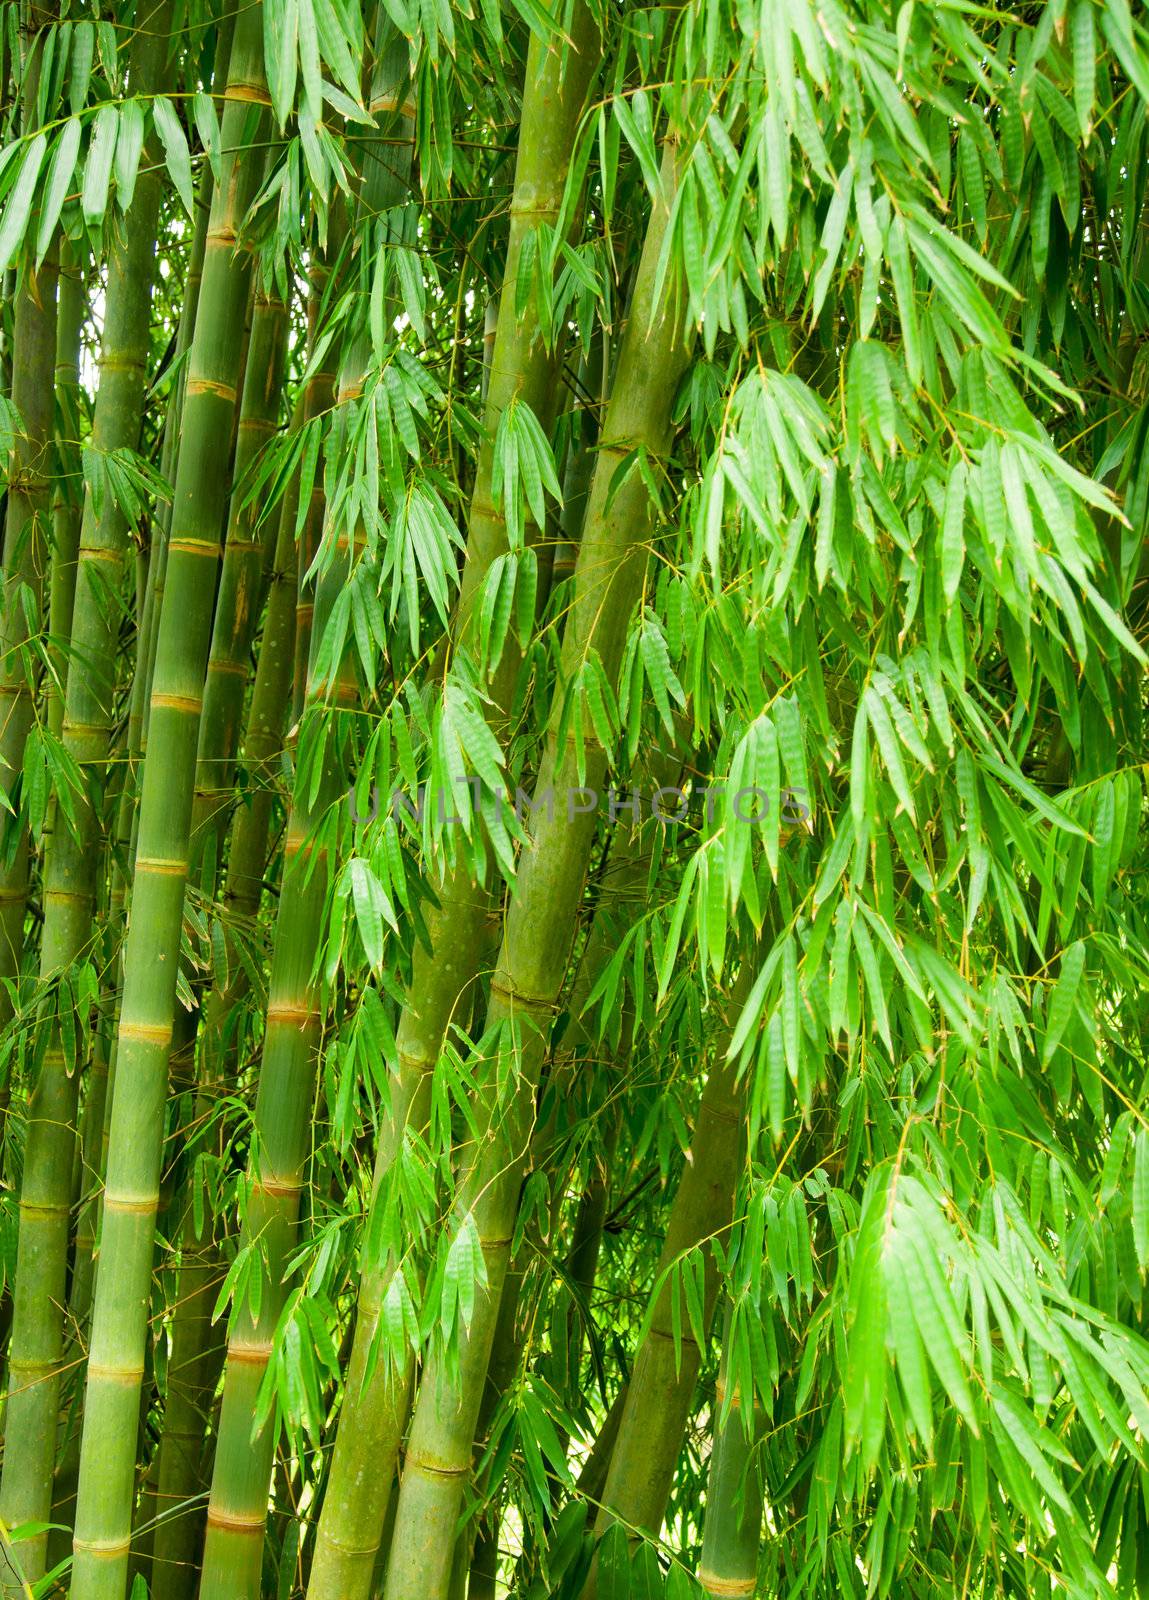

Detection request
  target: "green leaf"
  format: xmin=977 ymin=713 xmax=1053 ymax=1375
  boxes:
xmin=0 ymin=132 xmax=48 ymax=273
xmin=36 ymin=118 xmax=81 ymax=264
xmin=1042 ymin=940 xmax=1085 ymax=1066
xmin=82 ymin=104 xmax=118 ymax=225
xmin=1133 ymin=1128 xmax=1149 ymax=1275
xmin=152 ymin=96 xmax=194 ymax=218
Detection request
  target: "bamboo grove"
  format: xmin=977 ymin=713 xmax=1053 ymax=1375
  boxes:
xmin=0 ymin=0 xmax=1149 ymax=1595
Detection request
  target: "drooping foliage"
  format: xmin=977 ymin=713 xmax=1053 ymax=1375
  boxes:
xmin=0 ymin=2 xmax=1148 ymax=1598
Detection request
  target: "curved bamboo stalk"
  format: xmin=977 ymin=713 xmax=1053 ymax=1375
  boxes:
xmin=381 ymin=138 xmax=687 ymax=1600
xmin=305 ymin=22 xmax=602 ymax=1596
xmin=467 ymin=739 xmax=682 ymax=1599
xmin=583 ymin=976 xmax=753 ymax=1595
xmin=68 ymin=7 xmax=274 ymax=1592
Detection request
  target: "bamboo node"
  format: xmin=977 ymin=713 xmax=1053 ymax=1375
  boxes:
xmin=700 ymin=1101 xmax=741 ymax=1129
xmin=226 ymin=1340 xmax=273 ymax=1366
xmin=150 ymin=692 xmax=204 ymax=716
xmin=488 ymin=978 xmax=555 ymax=1015
xmin=134 ymin=856 xmax=188 ymax=877
xmin=167 ymin=537 xmax=222 ymax=559
xmin=119 ymin=1021 xmax=174 ymax=1045
xmin=206 ymin=1508 xmax=266 ymax=1535
xmin=369 ymin=93 xmax=418 ymax=118
xmin=223 ymin=81 xmax=272 ymax=106
xmin=472 ymin=497 xmax=507 ymax=527
xmin=649 ymin=1322 xmax=699 ymax=1349
xmin=73 ymin=1536 xmax=132 ymax=1558
xmin=186 ymin=376 xmax=237 ymax=402
xmin=698 ymin=1577 xmax=756 ymax=1597
xmin=411 ymin=1456 xmax=469 ymax=1480
xmin=104 ymin=1192 xmax=159 ymax=1216
xmin=266 ymin=1002 xmax=319 ymax=1028
xmin=207 ymin=658 xmax=250 ymax=678
xmin=251 ymin=1175 xmax=303 ymax=1199
xmin=88 ymin=1360 xmax=146 ymax=1384
xmin=77 ymin=543 xmax=122 ymax=564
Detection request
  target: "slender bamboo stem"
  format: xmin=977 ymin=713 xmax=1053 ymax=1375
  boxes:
xmin=151 ymin=276 xmax=325 ymax=1600
xmin=584 ymin=973 xmax=753 ymax=1593
xmin=306 ymin=23 xmax=602 ymax=1595
xmin=0 ymin=23 xmax=178 ymax=1565
xmin=0 ymin=14 xmax=174 ymax=1571
xmin=69 ymin=7 xmax=273 ymax=1592
xmin=697 ymin=1307 xmax=766 ymax=1600
xmin=196 ymin=26 xmax=416 ymax=1598
xmin=381 ymin=138 xmax=687 ymax=1600
xmin=0 ymin=181 xmax=58 ymax=1041
xmin=96 ymin=167 xmax=216 ymax=1243
xmin=468 ymin=741 xmax=681 ymax=1599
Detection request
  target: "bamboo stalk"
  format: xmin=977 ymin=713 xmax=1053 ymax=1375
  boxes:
xmin=0 ymin=125 xmax=59 ymax=1041
xmin=0 ymin=23 xmax=178 ymax=1565
xmin=196 ymin=26 xmax=416 ymax=1598
xmin=95 ymin=167 xmax=216 ymax=1243
xmin=68 ymin=6 xmax=273 ymax=1592
xmin=584 ymin=973 xmax=753 ymax=1594
xmin=162 ymin=271 xmax=287 ymax=1179
xmin=151 ymin=268 xmax=329 ymax=1600
xmin=305 ymin=23 xmax=602 ymax=1596
xmin=381 ymin=139 xmax=687 ymax=1600
xmin=468 ymin=739 xmax=681 ymax=1599
xmin=697 ymin=1308 xmax=766 ymax=1600
xmin=0 ymin=14 xmax=174 ymax=1566
xmin=290 ymin=243 xmax=346 ymax=725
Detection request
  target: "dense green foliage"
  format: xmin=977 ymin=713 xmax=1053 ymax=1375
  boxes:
xmin=0 ymin=0 xmax=1148 ymax=1597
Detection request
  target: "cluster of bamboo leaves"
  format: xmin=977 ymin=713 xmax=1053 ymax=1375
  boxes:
xmin=0 ymin=0 xmax=1147 ymax=1598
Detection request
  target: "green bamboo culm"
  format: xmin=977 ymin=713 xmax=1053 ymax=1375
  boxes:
xmin=149 ymin=254 xmax=338 ymax=1582
xmin=290 ymin=244 xmax=347 ymax=725
xmin=0 ymin=12 xmax=177 ymax=1583
xmin=96 ymin=156 xmax=216 ymax=1241
xmin=112 ymin=0 xmax=235 ymax=923
xmin=586 ymin=1023 xmax=750 ymax=1588
xmin=305 ymin=22 xmax=602 ymax=1595
xmin=0 ymin=12 xmax=60 ymax=1043
xmin=149 ymin=285 xmax=297 ymax=1600
xmin=467 ymin=738 xmax=683 ymax=1600
xmin=68 ymin=7 xmax=272 ymax=1594
xmin=381 ymin=140 xmax=688 ymax=1600
xmin=189 ymin=281 xmax=290 ymax=869
xmin=697 ymin=1307 xmax=767 ymax=1600
xmin=196 ymin=26 xmax=416 ymax=1599
xmin=163 ymin=277 xmax=288 ymax=1143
